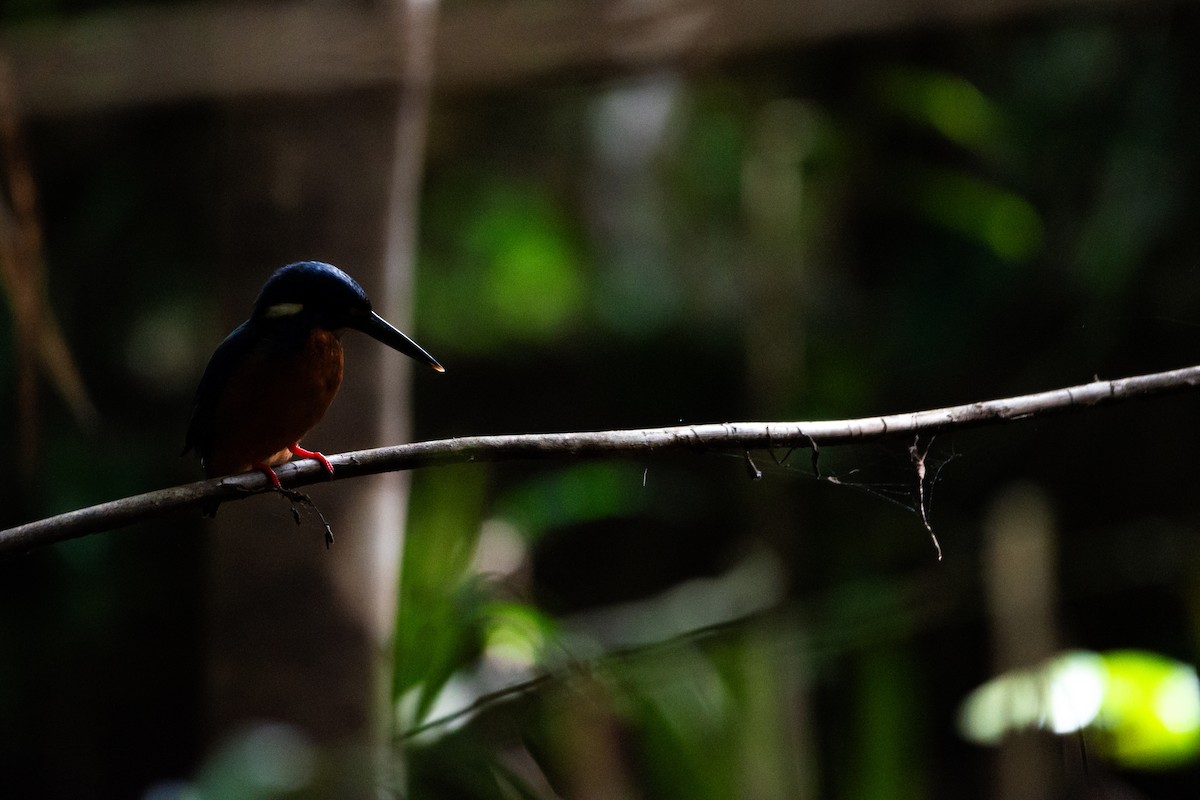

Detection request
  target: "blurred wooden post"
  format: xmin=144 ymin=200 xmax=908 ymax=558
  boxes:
xmin=204 ymin=1 xmax=438 ymax=792
xmin=3 ymin=0 xmax=1170 ymax=117
xmin=983 ymin=483 xmax=1060 ymax=800
xmin=352 ymin=0 xmax=440 ymax=788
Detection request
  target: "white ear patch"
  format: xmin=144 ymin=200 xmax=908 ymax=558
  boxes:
xmin=264 ymin=302 xmax=304 ymax=318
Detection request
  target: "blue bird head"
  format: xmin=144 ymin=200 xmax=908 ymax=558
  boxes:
xmin=252 ymin=261 xmax=443 ymax=371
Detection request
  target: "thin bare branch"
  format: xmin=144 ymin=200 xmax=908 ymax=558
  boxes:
xmin=3 ymin=363 xmax=1199 ymax=555
xmin=0 ymin=53 xmax=99 ymax=475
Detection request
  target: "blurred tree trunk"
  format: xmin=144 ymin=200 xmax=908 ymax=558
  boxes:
xmin=353 ymin=0 xmax=440 ymax=788
xmin=204 ymin=82 xmax=421 ymax=795
xmin=983 ymin=484 xmax=1060 ymax=800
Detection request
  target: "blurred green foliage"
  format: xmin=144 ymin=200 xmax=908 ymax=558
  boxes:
xmin=421 ymin=178 xmax=586 ymax=350
xmin=394 ymin=8 xmax=1200 ymax=798
xmin=960 ymin=649 xmax=1200 ymax=768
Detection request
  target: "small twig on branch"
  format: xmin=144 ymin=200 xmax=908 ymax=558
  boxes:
xmin=909 ymin=435 xmax=941 ymax=561
xmin=3 ymin=363 xmax=1200 ymax=555
xmin=278 ymin=487 xmax=335 ymax=549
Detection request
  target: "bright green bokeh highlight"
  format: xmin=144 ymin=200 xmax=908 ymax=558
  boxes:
xmin=911 ymin=168 xmax=1044 ymax=262
xmin=422 ymin=180 xmax=584 ymax=351
xmin=483 ymin=602 xmax=558 ymax=668
xmin=466 ymin=186 xmax=583 ymax=337
xmin=959 ymin=650 xmax=1200 ymax=768
xmin=1098 ymin=650 xmax=1200 ymax=768
xmin=878 ymin=67 xmax=1006 ymax=156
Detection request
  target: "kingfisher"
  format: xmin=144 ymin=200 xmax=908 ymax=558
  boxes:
xmin=183 ymin=261 xmax=444 ymax=489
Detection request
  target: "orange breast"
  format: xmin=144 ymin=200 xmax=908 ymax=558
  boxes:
xmin=205 ymin=329 xmax=344 ymax=477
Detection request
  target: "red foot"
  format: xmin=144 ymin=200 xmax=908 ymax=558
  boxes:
xmin=289 ymin=443 xmax=335 ymax=478
xmin=253 ymin=463 xmax=283 ymax=490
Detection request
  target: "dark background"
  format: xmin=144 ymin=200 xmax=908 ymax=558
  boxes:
xmin=2 ymin=1 xmax=1200 ymax=797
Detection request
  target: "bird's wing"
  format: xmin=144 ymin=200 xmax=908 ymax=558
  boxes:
xmin=182 ymin=321 xmax=256 ymax=462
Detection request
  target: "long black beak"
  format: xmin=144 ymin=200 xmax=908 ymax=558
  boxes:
xmin=354 ymin=311 xmax=445 ymax=372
